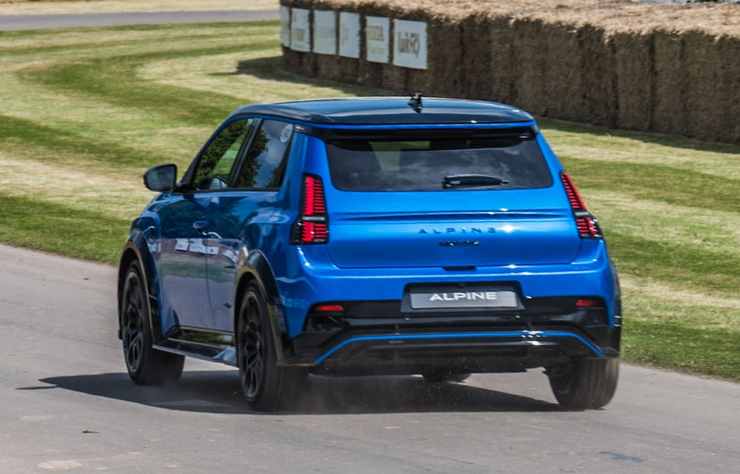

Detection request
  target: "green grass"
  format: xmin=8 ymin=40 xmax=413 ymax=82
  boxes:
xmin=1 ymin=21 xmax=739 ymax=381
xmin=0 ymin=194 xmax=129 ymax=263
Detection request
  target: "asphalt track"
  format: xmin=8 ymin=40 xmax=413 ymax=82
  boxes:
xmin=0 ymin=10 xmax=278 ymax=31
xmin=0 ymin=244 xmax=739 ymax=473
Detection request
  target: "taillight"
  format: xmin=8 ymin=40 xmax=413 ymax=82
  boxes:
xmin=292 ymin=175 xmax=328 ymax=244
xmin=560 ymin=172 xmax=602 ymax=239
xmin=313 ymin=304 xmax=344 ymax=314
xmin=575 ymin=298 xmax=603 ymax=309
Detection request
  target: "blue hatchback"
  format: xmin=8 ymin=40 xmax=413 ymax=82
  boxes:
xmin=117 ymin=97 xmax=621 ymax=410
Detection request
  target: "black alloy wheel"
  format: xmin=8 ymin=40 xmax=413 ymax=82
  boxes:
xmin=121 ymin=261 xmax=184 ymax=385
xmin=237 ymin=284 xmax=307 ymax=410
xmin=238 ymin=293 xmax=266 ymax=401
xmin=122 ymin=276 xmax=146 ymax=374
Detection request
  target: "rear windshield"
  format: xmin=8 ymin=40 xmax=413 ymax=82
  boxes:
xmin=326 ymin=134 xmax=552 ymax=191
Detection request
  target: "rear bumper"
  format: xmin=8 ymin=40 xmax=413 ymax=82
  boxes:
xmin=275 ymin=242 xmax=621 ymax=374
xmin=279 ymin=241 xmax=620 ymax=338
xmin=286 ymin=317 xmax=621 ymax=374
xmin=293 ymin=327 xmax=619 ymax=375
xmin=315 ymin=330 xmax=605 ymax=365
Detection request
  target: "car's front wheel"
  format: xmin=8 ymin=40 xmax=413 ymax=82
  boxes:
xmin=237 ymin=284 xmax=306 ymax=411
xmin=121 ymin=261 xmax=184 ymax=385
xmin=547 ymin=358 xmax=619 ymax=410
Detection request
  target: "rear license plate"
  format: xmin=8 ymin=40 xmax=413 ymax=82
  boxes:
xmin=408 ymin=287 xmax=522 ymax=310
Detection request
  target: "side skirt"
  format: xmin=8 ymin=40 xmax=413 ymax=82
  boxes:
xmin=154 ymin=326 xmax=237 ymax=367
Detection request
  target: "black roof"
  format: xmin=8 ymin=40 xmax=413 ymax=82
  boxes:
xmin=235 ymin=97 xmax=533 ymax=126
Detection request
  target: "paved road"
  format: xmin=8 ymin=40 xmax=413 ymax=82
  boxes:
xmin=0 ymin=244 xmax=739 ymax=473
xmin=0 ymin=10 xmax=278 ymax=31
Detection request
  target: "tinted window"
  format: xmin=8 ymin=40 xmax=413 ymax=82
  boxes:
xmin=233 ymin=120 xmax=293 ymax=190
xmin=192 ymin=119 xmax=255 ymax=191
xmin=327 ymin=136 xmax=552 ymax=191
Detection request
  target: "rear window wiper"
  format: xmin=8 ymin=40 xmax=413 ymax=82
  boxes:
xmin=442 ymin=174 xmax=510 ymax=189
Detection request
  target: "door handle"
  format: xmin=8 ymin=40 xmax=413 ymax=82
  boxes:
xmin=192 ymin=220 xmax=209 ymax=235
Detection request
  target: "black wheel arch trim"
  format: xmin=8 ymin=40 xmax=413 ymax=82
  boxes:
xmin=234 ymin=248 xmax=291 ymax=364
xmin=118 ymin=232 xmax=163 ymax=344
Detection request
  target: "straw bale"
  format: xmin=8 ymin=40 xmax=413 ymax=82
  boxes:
xmin=652 ymin=30 xmax=687 ymax=135
xmin=613 ymin=30 xmax=654 ymax=130
xmin=278 ymin=0 xmax=740 ymax=143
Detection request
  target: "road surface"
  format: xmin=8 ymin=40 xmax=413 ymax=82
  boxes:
xmin=0 ymin=244 xmax=738 ymax=473
xmin=0 ymin=10 xmax=278 ymax=31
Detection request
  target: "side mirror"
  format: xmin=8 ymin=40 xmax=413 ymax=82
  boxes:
xmin=143 ymin=164 xmax=177 ymax=192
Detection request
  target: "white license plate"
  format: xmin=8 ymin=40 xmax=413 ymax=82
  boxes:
xmin=409 ymin=288 xmax=521 ymax=310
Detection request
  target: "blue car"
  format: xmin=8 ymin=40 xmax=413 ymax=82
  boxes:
xmin=118 ymin=97 xmax=621 ymax=410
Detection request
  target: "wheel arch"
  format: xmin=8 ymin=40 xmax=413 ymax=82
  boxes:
xmin=117 ymin=235 xmax=161 ymax=342
xmin=233 ymin=249 xmax=290 ymax=363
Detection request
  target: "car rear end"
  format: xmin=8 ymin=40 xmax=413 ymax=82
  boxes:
xmin=281 ymin=121 xmax=620 ymax=390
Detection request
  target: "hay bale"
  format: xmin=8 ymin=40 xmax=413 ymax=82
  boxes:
xmin=543 ymin=22 xmax=585 ymax=122
xmin=682 ymin=30 xmax=740 ymax=144
xmin=683 ymin=31 xmax=721 ymax=141
xmin=488 ymin=15 xmax=517 ymax=105
xmin=461 ymin=14 xmax=494 ymax=100
xmin=423 ymin=19 xmax=464 ymax=97
xmin=716 ymin=35 xmax=740 ymax=144
xmin=578 ymin=24 xmax=617 ymax=127
xmin=277 ymin=0 xmax=739 ymax=143
xmin=613 ymin=30 xmax=654 ymax=131
xmin=652 ymin=30 xmax=687 ymax=136
xmin=511 ymin=18 xmax=548 ymax=116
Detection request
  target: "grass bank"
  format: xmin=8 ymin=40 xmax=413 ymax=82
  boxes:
xmin=0 ymin=22 xmax=738 ymax=381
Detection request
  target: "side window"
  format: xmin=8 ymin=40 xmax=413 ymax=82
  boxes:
xmin=233 ymin=120 xmax=294 ymax=190
xmin=192 ymin=119 xmax=255 ymax=190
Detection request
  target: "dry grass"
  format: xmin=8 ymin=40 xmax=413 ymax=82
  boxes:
xmin=0 ymin=153 xmax=150 ymax=218
xmin=312 ymin=0 xmax=740 ymax=36
xmin=621 ymin=275 xmax=740 ymax=313
xmin=0 ymin=0 xmax=278 ymax=15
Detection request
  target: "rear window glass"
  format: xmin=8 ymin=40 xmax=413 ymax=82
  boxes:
xmin=326 ymin=135 xmax=552 ymax=191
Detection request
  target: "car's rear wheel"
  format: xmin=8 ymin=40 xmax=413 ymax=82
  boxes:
xmin=422 ymin=370 xmax=471 ymax=384
xmin=121 ymin=261 xmax=184 ymax=385
xmin=547 ymin=358 xmax=619 ymax=410
xmin=237 ymin=284 xmax=306 ymax=411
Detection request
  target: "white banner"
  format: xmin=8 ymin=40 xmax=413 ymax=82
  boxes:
xmin=339 ymin=11 xmax=360 ymax=59
xmin=313 ymin=10 xmax=337 ymax=55
xmin=393 ymin=19 xmax=428 ymax=70
xmin=365 ymin=16 xmax=390 ymax=63
xmin=280 ymin=6 xmax=290 ymax=47
xmin=290 ymin=8 xmax=311 ymax=52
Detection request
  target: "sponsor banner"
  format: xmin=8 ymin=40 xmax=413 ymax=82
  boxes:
xmin=313 ymin=10 xmax=337 ymax=55
xmin=365 ymin=16 xmax=390 ymax=63
xmin=280 ymin=6 xmax=290 ymax=47
xmin=393 ymin=19 xmax=428 ymax=70
xmin=290 ymin=8 xmax=311 ymax=52
xmin=339 ymin=11 xmax=361 ymax=58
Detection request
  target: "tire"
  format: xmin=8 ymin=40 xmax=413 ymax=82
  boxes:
xmin=120 ymin=261 xmax=184 ymax=385
xmin=236 ymin=284 xmax=306 ymax=411
xmin=548 ymin=358 xmax=619 ymax=410
xmin=422 ymin=370 xmax=471 ymax=384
